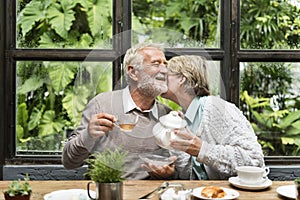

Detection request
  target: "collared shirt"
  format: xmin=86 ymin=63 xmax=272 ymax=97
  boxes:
xmin=122 ymin=86 xmax=159 ymax=120
xmin=184 ymin=96 xmax=208 ymax=180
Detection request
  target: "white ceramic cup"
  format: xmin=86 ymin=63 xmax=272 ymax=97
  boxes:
xmin=236 ymin=166 xmax=270 ymax=185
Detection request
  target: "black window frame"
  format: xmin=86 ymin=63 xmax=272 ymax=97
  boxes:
xmin=1 ymin=0 xmax=300 ymax=179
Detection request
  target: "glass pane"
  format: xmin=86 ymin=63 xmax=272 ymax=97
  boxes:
xmin=16 ymin=61 xmax=112 ymax=155
xmin=16 ymin=0 xmax=113 ymax=49
xmin=132 ymin=0 xmax=220 ymax=48
xmin=240 ymin=0 xmax=300 ymax=49
xmin=240 ymin=62 xmax=300 ymax=156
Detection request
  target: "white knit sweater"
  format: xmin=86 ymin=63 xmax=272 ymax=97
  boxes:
xmin=195 ymin=96 xmax=265 ymax=179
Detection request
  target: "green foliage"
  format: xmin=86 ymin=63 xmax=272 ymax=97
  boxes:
xmin=240 ymin=63 xmax=293 ymax=109
xmin=132 ymin=0 xmax=219 ymax=47
xmin=240 ymin=91 xmax=300 ymax=156
xmin=16 ymin=0 xmax=113 ymax=151
xmin=157 ymin=96 xmax=182 ymax=111
xmin=17 ymin=0 xmax=112 ymax=48
xmin=3 ymin=174 xmax=32 ymax=197
xmin=85 ymin=148 xmax=128 ymax=183
xmin=240 ymin=0 xmax=300 ymax=49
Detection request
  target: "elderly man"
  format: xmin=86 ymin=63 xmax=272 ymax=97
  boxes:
xmin=62 ymin=43 xmax=190 ymax=180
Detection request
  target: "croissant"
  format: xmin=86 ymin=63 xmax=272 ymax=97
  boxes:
xmin=201 ymin=186 xmax=226 ymax=198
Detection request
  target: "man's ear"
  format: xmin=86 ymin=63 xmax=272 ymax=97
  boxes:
xmin=128 ymin=65 xmax=138 ymax=81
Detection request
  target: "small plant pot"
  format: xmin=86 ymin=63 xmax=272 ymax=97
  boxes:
xmin=4 ymin=193 xmax=30 ymax=200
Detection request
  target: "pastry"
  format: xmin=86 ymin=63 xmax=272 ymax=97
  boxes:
xmin=201 ymin=186 xmax=226 ymax=198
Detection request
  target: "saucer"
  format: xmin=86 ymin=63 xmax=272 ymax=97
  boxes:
xmin=276 ymin=185 xmax=296 ymax=199
xmin=44 ymin=189 xmax=96 ymax=200
xmin=228 ymin=176 xmax=272 ymax=190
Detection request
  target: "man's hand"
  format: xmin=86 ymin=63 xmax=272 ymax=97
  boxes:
xmin=88 ymin=113 xmax=116 ymax=138
xmin=141 ymin=156 xmax=177 ymax=179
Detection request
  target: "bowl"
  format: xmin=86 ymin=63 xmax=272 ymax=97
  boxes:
xmin=139 ymin=154 xmax=174 ymax=166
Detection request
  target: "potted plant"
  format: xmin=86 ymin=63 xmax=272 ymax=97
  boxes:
xmin=3 ymin=174 xmax=32 ymax=200
xmin=85 ymin=148 xmax=127 ymax=200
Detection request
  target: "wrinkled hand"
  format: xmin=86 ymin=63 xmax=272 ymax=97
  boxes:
xmin=142 ymin=156 xmax=177 ymax=179
xmin=88 ymin=113 xmax=116 ymax=138
xmin=170 ymin=128 xmax=202 ymax=157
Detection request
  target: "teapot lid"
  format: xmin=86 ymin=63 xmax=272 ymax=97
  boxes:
xmin=159 ymin=111 xmax=187 ymax=129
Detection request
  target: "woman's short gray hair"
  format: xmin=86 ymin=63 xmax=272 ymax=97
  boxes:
xmin=168 ymin=55 xmax=210 ymax=96
xmin=123 ymin=43 xmax=164 ymax=83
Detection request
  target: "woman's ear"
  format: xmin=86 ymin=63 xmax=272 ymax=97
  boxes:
xmin=128 ymin=65 xmax=138 ymax=81
xmin=179 ymin=75 xmax=186 ymax=86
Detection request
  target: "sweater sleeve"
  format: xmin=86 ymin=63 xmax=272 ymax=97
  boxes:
xmin=196 ymin=96 xmax=265 ymax=179
xmin=61 ymin=97 xmax=99 ymax=169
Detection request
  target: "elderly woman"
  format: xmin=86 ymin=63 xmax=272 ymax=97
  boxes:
xmin=161 ymin=55 xmax=265 ymax=180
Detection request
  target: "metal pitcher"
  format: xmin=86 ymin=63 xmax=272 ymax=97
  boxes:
xmin=87 ymin=182 xmax=123 ymax=200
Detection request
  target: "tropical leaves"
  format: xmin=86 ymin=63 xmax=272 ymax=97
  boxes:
xmin=16 ymin=0 xmax=113 ymax=151
xmin=240 ymin=91 xmax=300 ymax=156
xmin=17 ymin=0 xmax=112 ymax=48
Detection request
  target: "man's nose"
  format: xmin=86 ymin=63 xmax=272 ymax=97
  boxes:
xmin=159 ymin=64 xmax=168 ymax=73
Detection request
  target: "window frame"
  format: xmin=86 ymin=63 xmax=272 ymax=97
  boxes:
xmin=1 ymin=0 xmax=300 ymax=179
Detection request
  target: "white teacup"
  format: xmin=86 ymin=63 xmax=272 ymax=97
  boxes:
xmin=236 ymin=166 xmax=270 ymax=185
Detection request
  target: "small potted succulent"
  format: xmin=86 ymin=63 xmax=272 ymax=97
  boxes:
xmin=3 ymin=174 xmax=32 ymax=200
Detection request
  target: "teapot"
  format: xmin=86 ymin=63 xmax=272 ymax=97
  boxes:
xmin=153 ymin=111 xmax=187 ymax=149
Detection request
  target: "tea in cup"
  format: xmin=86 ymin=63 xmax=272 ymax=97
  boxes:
xmin=115 ymin=114 xmax=138 ymax=132
xmin=236 ymin=166 xmax=270 ymax=185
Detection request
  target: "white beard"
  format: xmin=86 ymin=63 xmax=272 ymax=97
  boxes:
xmin=137 ymin=73 xmax=168 ymax=98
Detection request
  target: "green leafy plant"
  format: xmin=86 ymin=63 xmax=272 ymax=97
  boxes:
xmin=3 ymin=174 xmax=32 ymax=197
xmin=85 ymin=148 xmax=128 ymax=183
xmin=295 ymin=177 xmax=300 ymax=184
xmin=241 ymin=91 xmax=300 ymax=156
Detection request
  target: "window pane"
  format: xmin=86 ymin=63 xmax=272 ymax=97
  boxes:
xmin=240 ymin=0 xmax=300 ymax=49
xmin=240 ymin=62 xmax=300 ymax=156
xmin=16 ymin=61 xmax=112 ymax=155
xmin=16 ymin=0 xmax=113 ymax=49
xmin=132 ymin=0 xmax=220 ymax=48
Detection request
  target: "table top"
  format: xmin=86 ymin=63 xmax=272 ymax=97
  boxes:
xmin=0 ymin=180 xmax=295 ymax=200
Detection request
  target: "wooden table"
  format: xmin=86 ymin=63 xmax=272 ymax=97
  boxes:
xmin=0 ymin=180 xmax=295 ymax=200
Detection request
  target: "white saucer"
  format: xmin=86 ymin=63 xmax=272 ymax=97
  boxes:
xmin=44 ymin=189 xmax=96 ymax=200
xmin=276 ymin=185 xmax=296 ymax=199
xmin=228 ymin=176 xmax=272 ymax=190
xmin=192 ymin=186 xmax=239 ymax=200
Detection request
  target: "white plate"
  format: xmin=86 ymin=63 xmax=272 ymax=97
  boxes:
xmin=44 ymin=189 xmax=96 ymax=200
xmin=139 ymin=154 xmax=174 ymax=166
xmin=276 ymin=185 xmax=296 ymax=199
xmin=192 ymin=186 xmax=239 ymax=200
xmin=228 ymin=176 xmax=272 ymax=190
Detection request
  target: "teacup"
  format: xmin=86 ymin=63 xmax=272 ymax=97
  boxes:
xmin=236 ymin=166 xmax=270 ymax=185
xmin=114 ymin=114 xmax=138 ymax=132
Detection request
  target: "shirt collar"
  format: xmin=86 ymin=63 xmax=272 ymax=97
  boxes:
xmin=122 ymin=86 xmax=159 ymax=119
xmin=184 ymin=96 xmax=202 ymax=124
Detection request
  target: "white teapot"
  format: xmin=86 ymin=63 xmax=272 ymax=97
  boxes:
xmin=153 ymin=111 xmax=187 ymax=149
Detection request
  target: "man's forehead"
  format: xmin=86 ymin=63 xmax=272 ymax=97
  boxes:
xmin=140 ymin=47 xmax=165 ymax=59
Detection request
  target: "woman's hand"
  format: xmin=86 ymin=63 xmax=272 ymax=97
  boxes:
xmin=170 ymin=127 xmax=202 ymax=157
xmin=88 ymin=113 xmax=116 ymax=138
xmin=141 ymin=156 xmax=177 ymax=179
